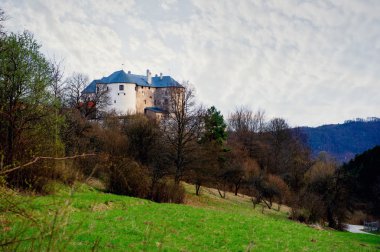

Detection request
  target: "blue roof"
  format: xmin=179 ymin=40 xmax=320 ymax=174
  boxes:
xmin=83 ymin=70 xmax=182 ymax=93
xmin=144 ymin=106 xmax=167 ymax=113
xmin=82 ymin=79 xmax=101 ymax=93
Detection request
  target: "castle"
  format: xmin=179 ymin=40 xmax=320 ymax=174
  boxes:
xmin=82 ymin=69 xmax=183 ymax=119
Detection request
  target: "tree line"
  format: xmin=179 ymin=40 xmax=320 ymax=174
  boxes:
xmin=1 ymin=9 xmax=373 ymax=230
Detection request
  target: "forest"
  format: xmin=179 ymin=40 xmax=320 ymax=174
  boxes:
xmin=1 ymin=8 xmax=379 ymax=249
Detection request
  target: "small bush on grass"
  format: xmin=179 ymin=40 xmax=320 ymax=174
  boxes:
xmin=290 ymin=192 xmax=326 ymax=224
xmin=151 ymin=179 xmax=186 ymax=203
xmin=107 ymin=158 xmax=151 ymax=198
xmin=5 ymin=160 xmax=80 ymax=194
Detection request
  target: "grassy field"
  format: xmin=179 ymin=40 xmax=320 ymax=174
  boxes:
xmin=1 ymin=183 xmax=379 ymax=251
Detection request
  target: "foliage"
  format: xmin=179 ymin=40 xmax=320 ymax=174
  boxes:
xmin=0 ymin=29 xmax=66 ymax=190
xmin=0 ymin=31 xmax=62 ymax=166
xmin=300 ymin=120 xmax=380 ymax=162
xmin=342 ymin=145 xmax=380 ymax=217
xmin=122 ymin=114 xmax=162 ymax=165
xmin=0 ymin=8 xmax=6 ymax=37
xmin=250 ymin=174 xmax=289 ymax=211
xmin=293 ymin=154 xmax=351 ymax=229
xmin=202 ymin=106 xmax=227 ymax=144
xmin=150 ymin=178 xmax=186 ymax=203
xmin=107 ymin=158 xmax=151 ymax=199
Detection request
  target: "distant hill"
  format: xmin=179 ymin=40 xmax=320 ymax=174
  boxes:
xmin=298 ymin=118 xmax=380 ymax=163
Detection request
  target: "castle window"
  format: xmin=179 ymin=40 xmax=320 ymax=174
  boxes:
xmin=164 ymin=99 xmax=168 ymax=104
xmin=118 ymin=93 xmax=119 ymax=95
xmin=106 ymin=87 xmax=109 ymax=91
xmin=119 ymin=85 xmax=124 ymax=91
xmin=148 ymin=87 xmax=150 ymax=90
xmin=114 ymin=100 xmax=116 ymax=103
xmin=144 ymin=100 xmax=146 ymax=104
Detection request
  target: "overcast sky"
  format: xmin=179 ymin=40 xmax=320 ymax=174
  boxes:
xmin=3 ymin=0 xmax=380 ymax=127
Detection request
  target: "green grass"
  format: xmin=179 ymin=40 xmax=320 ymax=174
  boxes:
xmin=1 ymin=183 xmax=380 ymax=251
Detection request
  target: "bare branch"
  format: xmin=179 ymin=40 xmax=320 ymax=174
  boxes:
xmin=0 ymin=153 xmax=97 ymax=175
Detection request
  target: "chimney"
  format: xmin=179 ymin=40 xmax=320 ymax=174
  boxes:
xmin=147 ymin=69 xmax=152 ymax=84
xmin=155 ymin=74 xmax=158 ymax=77
xmin=127 ymin=70 xmax=131 ymax=74
xmin=160 ymin=72 xmax=163 ymax=80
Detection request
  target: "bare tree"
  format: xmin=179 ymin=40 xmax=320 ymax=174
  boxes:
xmin=228 ymin=108 xmax=268 ymax=163
xmin=228 ymin=107 xmax=254 ymax=134
xmin=0 ymin=8 xmax=7 ymax=38
xmin=265 ymin=117 xmax=291 ymax=174
xmin=161 ymin=84 xmax=204 ymax=184
xmin=81 ymin=83 xmax=110 ymax=119
xmin=64 ymin=73 xmax=89 ymax=108
xmin=228 ymin=107 xmax=266 ymax=134
xmin=64 ymin=73 xmax=110 ymax=119
xmin=253 ymin=109 xmax=266 ymax=134
xmin=49 ymin=58 xmax=65 ymax=101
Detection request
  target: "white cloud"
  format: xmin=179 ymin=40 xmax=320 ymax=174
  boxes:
xmin=3 ymin=0 xmax=380 ymax=126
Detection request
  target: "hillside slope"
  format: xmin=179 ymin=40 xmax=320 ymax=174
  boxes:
xmin=299 ymin=118 xmax=380 ymax=162
xmin=1 ymin=183 xmax=379 ymax=251
xmin=343 ymin=146 xmax=380 ymax=216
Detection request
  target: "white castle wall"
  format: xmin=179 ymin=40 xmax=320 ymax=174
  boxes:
xmin=105 ymin=83 xmax=136 ymax=114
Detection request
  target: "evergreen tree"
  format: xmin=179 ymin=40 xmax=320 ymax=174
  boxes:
xmin=202 ymin=106 xmax=227 ymax=144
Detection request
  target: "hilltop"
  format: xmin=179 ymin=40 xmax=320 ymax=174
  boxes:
xmin=299 ymin=118 xmax=380 ymax=162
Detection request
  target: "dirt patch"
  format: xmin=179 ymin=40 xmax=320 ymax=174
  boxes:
xmin=86 ymin=178 xmax=106 ymax=191
xmin=91 ymin=202 xmax=114 ymax=212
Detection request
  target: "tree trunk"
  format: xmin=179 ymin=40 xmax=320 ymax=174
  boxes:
xmin=217 ymin=187 xmax=226 ymax=198
xmin=327 ymin=207 xmax=337 ymax=229
xmin=263 ymin=199 xmax=272 ymax=209
xmin=195 ymin=183 xmax=201 ymax=196
xmin=251 ymin=197 xmax=258 ymax=209
xmin=174 ymin=163 xmax=182 ymax=184
xmin=234 ymin=179 xmax=241 ymax=196
xmin=5 ymin=123 xmax=14 ymax=166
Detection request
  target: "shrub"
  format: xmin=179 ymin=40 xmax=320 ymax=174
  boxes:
xmin=107 ymin=158 xmax=150 ymax=198
xmin=151 ymin=179 xmax=185 ymax=203
xmin=267 ymin=174 xmax=290 ymax=207
xmin=5 ymin=159 xmax=80 ymax=194
xmin=250 ymin=174 xmax=289 ymax=210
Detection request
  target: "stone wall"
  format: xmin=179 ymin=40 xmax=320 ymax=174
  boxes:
xmin=135 ymin=86 xmax=155 ymax=113
xmin=153 ymin=87 xmax=171 ymax=111
xmin=136 ymin=86 xmax=183 ymax=113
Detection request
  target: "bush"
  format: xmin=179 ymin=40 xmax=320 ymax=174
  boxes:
xmin=302 ymin=193 xmax=326 ymax=223
xmin=5 ymin=159 xmax=80 ymax=194
xmin=250 ymin=174 xmax=289 ymax=210
xmin=107 ymin=158 xmax=150 ymax=198
xmin=267 ymin=174 xmax=290 ymax=206
xmin=151 ymin=179 xmax=186 ymax=203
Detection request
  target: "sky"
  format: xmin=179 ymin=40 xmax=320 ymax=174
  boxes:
xmin=2 ymin=0 xmax=380 ymax=127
